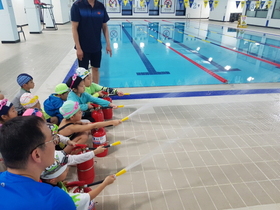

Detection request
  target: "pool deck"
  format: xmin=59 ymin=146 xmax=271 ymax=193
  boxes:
xmin=1 ymin=20 xmax=280 ymax=210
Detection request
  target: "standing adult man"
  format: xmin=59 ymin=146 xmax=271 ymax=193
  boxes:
xmin=71 ymin=0 xmax=112 ymax=84
xmin=0 ymin=116 xmax=76 ymax=209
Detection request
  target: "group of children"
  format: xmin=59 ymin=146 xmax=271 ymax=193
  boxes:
xmin=0 ymin=67 xmax=125 ymax=209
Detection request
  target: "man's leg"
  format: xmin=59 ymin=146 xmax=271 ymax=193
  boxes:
xmin=90 ymin=51 xmax=102 ymax=84
xmin=91 ymin=67 xmax=99 ymax=84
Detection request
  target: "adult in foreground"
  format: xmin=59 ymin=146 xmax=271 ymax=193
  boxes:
xmin=0 ymin=116 xmax=75 ymax=209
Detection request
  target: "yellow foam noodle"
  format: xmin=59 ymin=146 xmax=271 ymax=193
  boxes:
xmin=115 ymin=169 xmax=127 ymax=177
xmin=121 ymin=116 xmax=129 ymax=122
xmin=111 ymin=141 xmax=121 ymax=146
xmin=124 ymin=93 xmax=130 ymax=95
xmin=117 ymin=105 xmax=124 ymax=108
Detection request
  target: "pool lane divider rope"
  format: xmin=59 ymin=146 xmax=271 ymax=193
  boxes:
xmin=162 ymin=20 xmax=280 ymax=48
xmin=143 ymin=20 xmax=228 ymax=83
xmin=161 ymin=20 xmax=280 ymax=68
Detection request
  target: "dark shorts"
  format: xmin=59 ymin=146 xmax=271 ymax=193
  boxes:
xmin=78 ymin=51 xmax=102 ymax=69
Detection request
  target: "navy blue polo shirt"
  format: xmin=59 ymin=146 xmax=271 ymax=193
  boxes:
xmin=71 ymin=0 xmax=110 ymax=53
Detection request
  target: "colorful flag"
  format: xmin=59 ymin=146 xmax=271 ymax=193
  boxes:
xmin=267 ymin=0 xmax=272 ymax=9
xmin=255 ymin=1 xmax=260 ymax=9
xmin=154 ymin=0 xmax=159 ymax=6
xmin=214 ymin=0 xmax=219 ymax=8
xmin=260 ymin=0 xmax=265 ymax=8
xmin=209 ymin=0 xmax=213 ymax=8
xmin=236 ymin=1 xmax=240 ymax=8
xmin=189 ymin=0 xmax=194 ymax=8
xmin=245 ymin=0 xmax=251 ymax=10
xmin=203 ymin=0 xmax=208 ymax=8
xmin=179 ymin=0 xmax=183 ymax=7
xmin=184 ymin=0 xmax=189 ymax=7
xmin=241 ymin=1 xmax=245 ymax=8
xmin=123 ymin=0 xmax=128 ymax=6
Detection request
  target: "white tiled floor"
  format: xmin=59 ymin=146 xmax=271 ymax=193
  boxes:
xmin=1 ymin=20 xmax=280 ymax=210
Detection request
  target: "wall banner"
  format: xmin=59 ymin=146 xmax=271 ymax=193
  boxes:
xmin=161 ymin=0 xmax=175 ymax=13
xmin=106 ymin=0 xmax=121 ymax=13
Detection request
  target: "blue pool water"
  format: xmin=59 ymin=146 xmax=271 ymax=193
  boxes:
xmin=73 ymin=20 xmax=280 ymax=88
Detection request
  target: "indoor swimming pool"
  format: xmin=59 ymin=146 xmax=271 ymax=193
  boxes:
xmin=66 ymin=19 xmax=280 ymax=88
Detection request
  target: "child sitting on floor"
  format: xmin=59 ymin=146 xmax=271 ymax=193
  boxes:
xmin=58 ymin=100 xmax=121 ymax=153
xmin=20 ymin=93 xmax=58 ymax=125
xmin=12 ymin=73 xmax=35 ymax=115
xmin=43 ymin=83 xmax=70 ymax=125
xmin=20 ymin=93 xmax=41 ymax=110
xmin=76 ymin=67 xmax=124 ymax=97
xmin=66 ymin=74 xmax=118 ymax=122
xmin=41 ymin=150 xmax=115 ymax=210
xmin=0 ymin=99 xmax=18 ymax=127
xmin=0 ymin=99 xmax=18 ymax=172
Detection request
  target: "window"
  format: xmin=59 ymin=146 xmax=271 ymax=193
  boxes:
xmin=272 ymin=0 xmax=280 ymax=19
xmin=245 ymin=0 xmax=268 ymax=18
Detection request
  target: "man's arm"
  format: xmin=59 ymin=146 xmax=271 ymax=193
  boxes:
xmin=72 ymin=21 xmax=83 ymax=61
xmin=102 ymin=23 xmax=112 ymax=57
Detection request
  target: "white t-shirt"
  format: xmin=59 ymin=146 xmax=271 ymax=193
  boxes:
xmin=68 ymin=192 xmax=94 ymax=210
xmin=67 ymin=152 xmax=95 ymax=165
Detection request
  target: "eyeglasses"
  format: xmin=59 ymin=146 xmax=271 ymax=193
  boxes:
xmin=21 ymin=95 xmax=38 ymax=106
xmin=29 ymin=134 xmax=60 ymax=154
xmin=0 ymin=99 xmax=8 ymax=110
xmin=70 ymin=74 xmax=77 ymax=89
